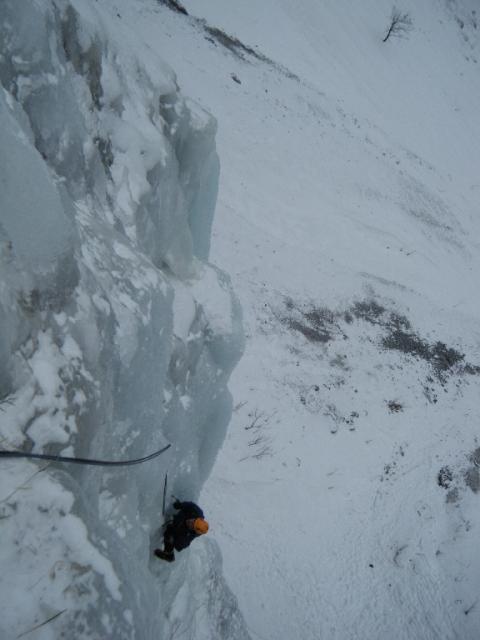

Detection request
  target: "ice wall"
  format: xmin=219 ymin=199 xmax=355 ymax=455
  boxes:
xmin=0 ymin=1 xmax=246 ymax=638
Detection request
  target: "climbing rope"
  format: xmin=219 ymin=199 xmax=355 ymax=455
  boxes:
xmin=0 ymin=443 xmax=171 ymax=467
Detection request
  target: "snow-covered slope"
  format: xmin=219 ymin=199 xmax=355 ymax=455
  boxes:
xmin=0 ymin=1 xmax=246 ymax=638
xmin=2 ymin=0 xmax=480 ymax=638
xmin=98 ymin=1 xmax=479 ymax=639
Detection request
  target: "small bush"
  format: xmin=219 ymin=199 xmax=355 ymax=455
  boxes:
xmin=383 ymin=8 xmax=413 ymax=42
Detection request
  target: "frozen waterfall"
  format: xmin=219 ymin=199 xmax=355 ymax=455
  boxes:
xmin=0 ymin=1 xmax=247 ymax=638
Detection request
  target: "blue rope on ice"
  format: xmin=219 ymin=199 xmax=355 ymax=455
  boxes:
xmin=0 ymin=443 xmax=171 ymax=467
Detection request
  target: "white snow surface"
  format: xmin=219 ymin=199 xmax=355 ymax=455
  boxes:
xmin=2 ymin=0 xmax=480 ymax=639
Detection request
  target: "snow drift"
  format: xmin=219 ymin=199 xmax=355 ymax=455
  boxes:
xmin=0 ymin=1 xmax=246 ymax=638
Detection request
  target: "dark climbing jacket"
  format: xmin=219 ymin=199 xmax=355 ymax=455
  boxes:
xmin=166 ymin=501 xmax=204 ymax=551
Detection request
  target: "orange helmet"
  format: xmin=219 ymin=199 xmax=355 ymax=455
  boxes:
xmin=193 ymin=518 xmax=209 ymax=535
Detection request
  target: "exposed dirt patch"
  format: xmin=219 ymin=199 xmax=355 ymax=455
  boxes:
xmin=464 ymin=466 xmax=480 ymax=493
xmin=387 ymin=400 xmax=403 ymax=413
xmin=349 ymin=300 xmax=467 ymax=383
xmin=438 ymin=446 xmax=480 ymax=503
xmin=281 ymin=296 xmax=479 ymax=381
xmin=382 ymin=328 xmax=468 ymax=381
xmin=283 ymin=307 xmax=332 ymax=343
xmin=437 ymin=466 xmax=453 ymax=489
xmin=200 ymin=23 xmax=299 ymax=79
xmin=278 ymin=295 xmax=480 ymax=435
xmin=158 ymin=1 xmax=302 ymax=81
xmin=350 ymin=300 xmax=387 ymax=324
xmin=470 ymin=447 xmax=480 ymax=467
xmin=287 ymin=319 xmax=332 ymax=343
xmin=280 ymin=296 xmax=480 ymax=382
xmin=158 ymin=0 xmax=188 ymax=15
xmin=204 ymin=26 xmax=266 ymax=62
xmin=280 ymin=300 xmax=346 ymax=344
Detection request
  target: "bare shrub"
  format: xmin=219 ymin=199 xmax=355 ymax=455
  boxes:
xmin=239 ymin=408 xmax=275 ymax=461
xmin=383 ymin=8 xmax=413 ymax=42
xmin=387 ymin=400 xmax=403 ymax=413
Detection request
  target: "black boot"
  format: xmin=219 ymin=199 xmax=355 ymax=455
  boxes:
xmin=154 ymin=548 xmax=174 ymax=562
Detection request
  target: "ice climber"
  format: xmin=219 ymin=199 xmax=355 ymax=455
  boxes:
xmin=155 ymin=500 xmax=209 ymax=562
